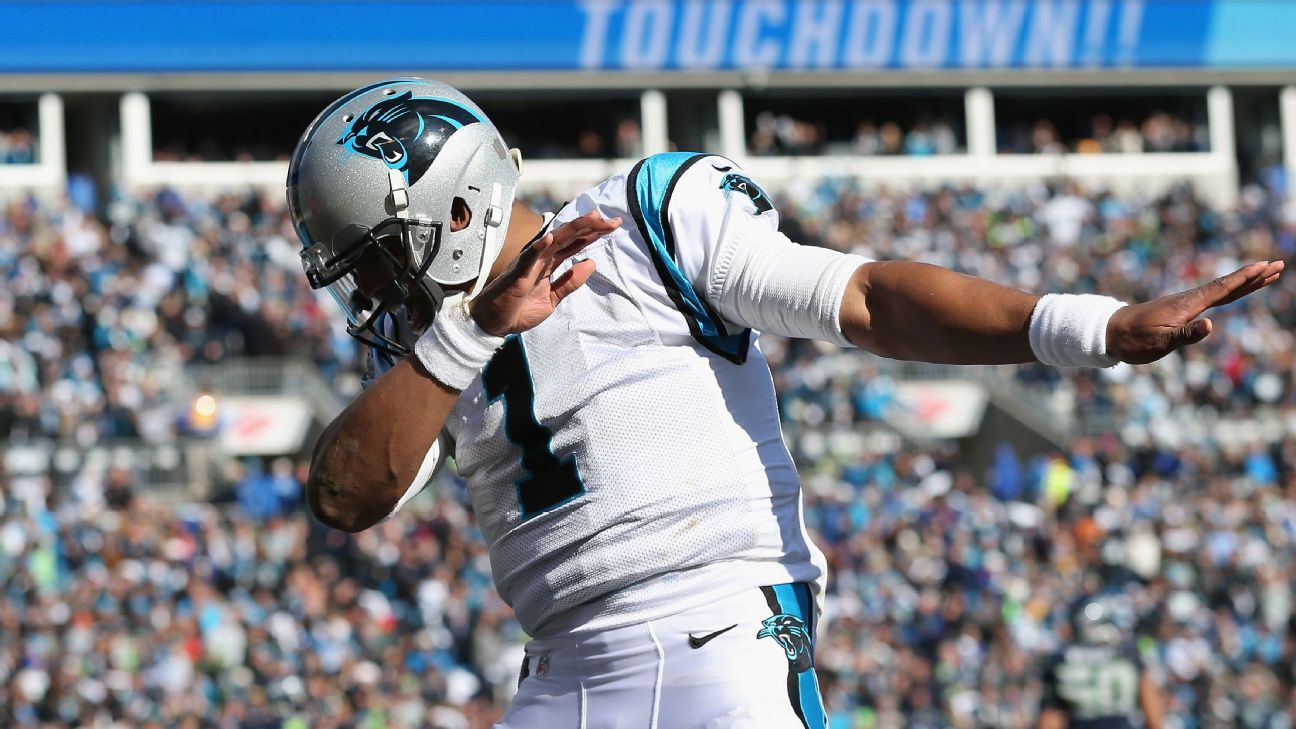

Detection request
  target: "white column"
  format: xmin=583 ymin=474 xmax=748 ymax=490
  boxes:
xmin=1207 ymin=86 xmax=1236 ymax=159
xmin=1206 ymin=85 xmax=1238 ymax=208
xmin=717 ymin=89 xmax=745 ymax=161
xmin=640 ymin=89 xmax=668 ymax=156
xmin=119 ymin=92 xmax=153 ymax=186
xmin=1281 ymin=87 xmax=1296 ymax=201
xmin=964 ymin=87 xmax=996 ymax=158
xmin=36 ymin=93 xmax=65 ymax=181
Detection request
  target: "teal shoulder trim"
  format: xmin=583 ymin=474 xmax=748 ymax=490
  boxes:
xmin=626 ymin=153 xmax=750 ymax=364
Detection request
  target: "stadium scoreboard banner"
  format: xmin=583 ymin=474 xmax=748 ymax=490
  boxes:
xmin=0 ymin=0 xmax=1292 ymax=73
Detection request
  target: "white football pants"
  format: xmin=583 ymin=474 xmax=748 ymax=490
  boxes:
xmin=497 ymin=583 xmax=826 ymax=729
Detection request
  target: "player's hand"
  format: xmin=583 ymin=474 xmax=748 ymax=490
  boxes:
xmin=1106 ymin=260 xmax=1284 ymax=364
xmin=471 ymin=211 xmax=621 ymax=336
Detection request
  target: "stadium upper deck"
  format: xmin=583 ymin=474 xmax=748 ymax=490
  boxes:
xmin=1 ymin=0 xmax=1294 ymax=206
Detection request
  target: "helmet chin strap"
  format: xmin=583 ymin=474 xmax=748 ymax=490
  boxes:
xmin=467 ymin=180 xmax=507 ymax=301
xmin=388 ymin=168 xmax=411 ymax=219
xmin=384 ymin=167 xmax=508 ymax=315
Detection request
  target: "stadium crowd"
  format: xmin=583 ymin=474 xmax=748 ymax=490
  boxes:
xmin=2 ymin=169 xmax=1296 ymax=727
xmin=997 ymin=111 xmax=1210 ymax=155
xmin=745 ymin=108 xmax=1207 ymax=157
xmin=749 ymin=111 xmax=962 ymax=157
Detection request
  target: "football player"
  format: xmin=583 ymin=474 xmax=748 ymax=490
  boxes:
xmin=286 ymin=78 xmax=1280 ymax=728
xmin=1038 ymin=597 xmax=1164 ymax=729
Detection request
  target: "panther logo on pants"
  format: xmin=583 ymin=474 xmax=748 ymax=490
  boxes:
xmin=757 ymin=614 xmax=812 ymax=673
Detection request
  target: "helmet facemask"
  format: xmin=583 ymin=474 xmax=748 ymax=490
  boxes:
xmin=300 ymin=216 xmax=445 ymax=358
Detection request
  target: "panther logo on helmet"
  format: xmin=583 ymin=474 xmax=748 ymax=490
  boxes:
xmin=337 ymin=91 xmax=483 ymax=186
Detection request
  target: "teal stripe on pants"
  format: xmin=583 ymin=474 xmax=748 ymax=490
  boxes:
xmin=769 ymin=583 xmax=826 ymax=729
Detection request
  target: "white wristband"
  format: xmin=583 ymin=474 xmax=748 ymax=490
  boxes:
xmin=414 ymin=302 xmax=506 ymax=390
xmin=1028 ymin=293 xmax=1127 ymax=368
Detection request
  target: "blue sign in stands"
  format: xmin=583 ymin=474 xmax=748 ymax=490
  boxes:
xmin=0 ymin=0 xmax=1291 ymax=73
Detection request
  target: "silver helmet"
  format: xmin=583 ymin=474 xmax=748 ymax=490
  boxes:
xmin=287 ymin=77 xmax=520 ymax=356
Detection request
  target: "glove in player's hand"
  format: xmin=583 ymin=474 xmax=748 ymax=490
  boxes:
xmin=1106 ymin=260 xmax=1284 ymax=365
xmin=471 ymin=211 xmax=621 ymax=336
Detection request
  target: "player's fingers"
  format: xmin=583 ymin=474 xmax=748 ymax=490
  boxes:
xmin=553 ymin=227 xmax=613 ymax=259
xmin=1208 ymin=262 xmax=1283 ymax=307
xmin=512 ymin=234 xmax=562 ymax=285
xmin=550 ymin=259 xmax=597 ymax=302
xmin=552 ymin=217 xmax=621 ymax=259
xmin=547 ymin=211 xmax=601 ymax=245
xmin=1257 ymin=260 xmax=1285 ymax=290
xmin=552 ymin=211 xmax=621 ymax=244
xmin=1190 ymin=261 xmax=1273 ymax=311
xmin=519 ymin=232 xmax=554 ymax=262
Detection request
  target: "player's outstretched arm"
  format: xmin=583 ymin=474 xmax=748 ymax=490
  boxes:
xmin=839 ymin=259 xmax=1283 ymax=366
xmin=307 ymin=212 xmax=619 ymax=532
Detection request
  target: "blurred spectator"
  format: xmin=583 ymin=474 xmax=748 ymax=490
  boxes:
xmin=878 ymin=121 xmax=904 ymax=156
xmin=0 ymin=128 xmax=36 ymax=165
xmin=852 ymin=121 xmax=883 ymax=155
xmin=754 ymin=112 xmax=957 ymax=157
xmin=1031 ymin=119 xmax=1065 ymax=155
xmin=1001 ymin=110 xmax=1207 ymax=155
xmin=750 ymin=110 xmax=827 ymax=155
xmin=1038 ymin=181 xmax=1092 ymax=247
xmin=615 ymin=119 xmax=643 ymax=159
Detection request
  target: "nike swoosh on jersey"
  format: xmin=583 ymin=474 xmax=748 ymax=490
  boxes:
xmin=688 ymin=623 xmax=739 ymax=649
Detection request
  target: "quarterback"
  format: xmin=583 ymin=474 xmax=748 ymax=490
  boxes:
xmin=287 ymin=78 xmax=1280 ymax=728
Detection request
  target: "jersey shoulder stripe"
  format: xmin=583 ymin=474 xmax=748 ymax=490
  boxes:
xmin=626 ymin=152 xmax=751 ymax=364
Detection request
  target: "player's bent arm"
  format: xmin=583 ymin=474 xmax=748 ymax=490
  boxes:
xmin=840 ymin=261 xmax=1040 ymax=364
xmin=1138 ymin=672 xmax=1165 ymax=729
xmin=308 ymin=357 xmax=459 ymax=533
xmin=1035 ymin=708 xmax=1067 ymax=729
xmin=308 ymin=211 xmax=617 ymax=532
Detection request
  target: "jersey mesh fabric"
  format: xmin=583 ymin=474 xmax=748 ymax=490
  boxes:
xmin=446 ymin=155 xmax=830 ymax=636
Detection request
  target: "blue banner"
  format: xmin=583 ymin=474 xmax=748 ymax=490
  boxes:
xmin=0 ymin=1 xmax=1291 ymax=73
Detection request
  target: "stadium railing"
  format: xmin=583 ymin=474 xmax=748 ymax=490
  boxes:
xmin=3 ymin=437 xmax=221 ymax=500
xmin=865 ymin=354 xmax=1075 ymax=444
xmin=177 ymin=357 xmax=346 ymax=420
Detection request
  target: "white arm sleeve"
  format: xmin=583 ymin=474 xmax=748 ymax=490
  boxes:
xmin=666 ymin=156 xmax=871 ymax=347
xmin=711 ymin=227 xmax=871 ymax=347
xmin=382 ymin=431 xmax=453 ymax=521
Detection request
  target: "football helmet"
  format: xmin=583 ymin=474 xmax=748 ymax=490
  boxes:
xmin=1070 ymin=595 xmax=1134 ymax=645
xmin=287 ymin=77 xmax=520 ymax=356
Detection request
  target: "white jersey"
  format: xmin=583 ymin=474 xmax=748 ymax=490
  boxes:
xmin=377 ymin=154 xmax=837 ymax=637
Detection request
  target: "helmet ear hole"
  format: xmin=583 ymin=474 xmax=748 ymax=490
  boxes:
xmin=450 ymin=196 xmax=473 ymax=232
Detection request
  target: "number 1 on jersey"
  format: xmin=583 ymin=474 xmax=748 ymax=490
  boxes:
xmin=482 ymin=335 xmax=585 ymax=518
